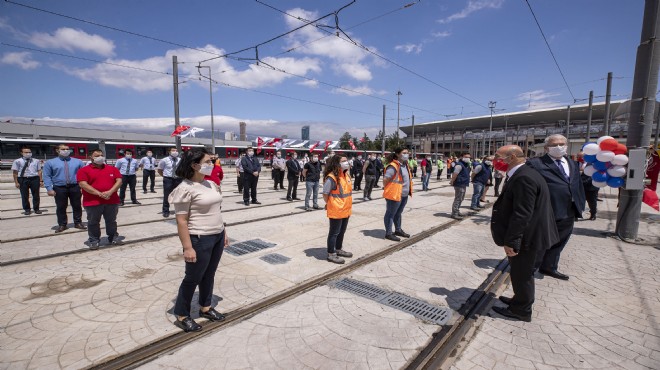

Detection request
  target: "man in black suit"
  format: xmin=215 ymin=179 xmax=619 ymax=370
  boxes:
xmin=286 ymin=152 xmax=302 ymax=201
xmin=490 ymin=145 xmax=559 ymax=322
xmin=527 ymin=135 xmax=585 ymax=280
xmin=241 ymin=147 xmax=262 ymax=206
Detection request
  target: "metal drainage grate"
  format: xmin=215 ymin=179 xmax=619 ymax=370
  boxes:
xmin=330 ymin=278 xmax=452 ymax=325
xmin=225 ymin=239 xmax=276 ymax=256
xmin=260 ymin=253 xmax=291 ymax=265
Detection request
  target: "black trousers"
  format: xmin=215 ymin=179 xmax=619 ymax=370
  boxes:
xmin=173 ymin=231 xmax=225 ymax=317
xmin=375 ymin=171 xmax=381 ymax=186
xmin=53 ymin=184 xmax=83 ymax=226
xmin=120 ymin=174 xmax=137 ymax=202
xmin=287 ymin=176 xmax=299 ymax=199
xmin=353 ymin=173 xmax=363 ymax=190
xmin=85 ymin=203 xmax=119 ymax=243
xmin=363 ymin=175 xmax=376 ymax=198
xmin=494 ymin=177 xmax=503 ymax=196
xmin=162 ymin=177 xmax=183 ymax=213
xmin=508 ymin=248 xmax=538 ymax=316
xmin=19 ymin=176 xmax=40 ymax=211
xmin=327 ymin=217 xmax=349 ymax=253
xmin=436 ymin=169 xmax=443 ymax=180
xmin=537 ymin=207 xmax=575 ymax=272
xmin=585 ymin=189 xmax=599 ymax=215
xmin=143 ymin=169 xmax=156 ymax=192
xmin=273 ymin=169 xmax=285 ymax=189
xmin=243 ymin=174 xmax=258 ymax=202
xmin=237 ymin=172 xmax=244 ymax=192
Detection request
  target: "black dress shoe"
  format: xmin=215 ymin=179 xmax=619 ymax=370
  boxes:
xmin=596 ymin=198 xmax=603 ymax=202
xmin=499 ymin=296 xmax=513 ymax=305
xmin=174 ymin=317 xmax=202 ymax=332
xmin=539 ymin=269 xmax=569 ymax=280
xmin=385 ymin=234 xmax=401 ymax=242
xmin=199 ymin=308 xmax=226 ymax=322
xmin=22 ymin=211 xmax=32 ymax=215
xmin=244 ymin=201 xmax=250 ymax=206
xmin=492 ymin=306 xmax=532 ymax=322
xmin=251 ymin=201 xmax=262 ymax=204
xmin=132 ymin=201 xmax=141 ymax=205
xmin=55 ymin=225 xmax=68 ymax=233
xmin=74 ymin=223 xmax=87 ymax=230
xmin=150 ymin=190 xmax=157 ymax=193
xmin=394 ymin=230 xmax=410 ymax=238
xmin=287 ymin=197 xmax=293 ymax=201
xmin=34 ymin=210 xmax=42 ymax=214
xmin=120 ymin=201 xmax=125 ymax=206
xmin=293 ymin=198 xmax=301 ymax=200
xmin=589 ymin=213 xmax=597 ymax=221
xmin=163 ymin=212 xmax=170 ymax=218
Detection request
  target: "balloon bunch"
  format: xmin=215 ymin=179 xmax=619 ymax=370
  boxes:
xmin=581 ymin=136 xmax=628 ymax=188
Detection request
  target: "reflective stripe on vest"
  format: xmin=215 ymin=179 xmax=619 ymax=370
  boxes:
xmin=383 ymin=161 xmax=413 ymax=201
xmin=326 ymin=172 xmax=352 ymax=219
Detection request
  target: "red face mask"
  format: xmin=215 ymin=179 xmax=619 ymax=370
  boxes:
xmin=493 ymin=158 xmax=509 ymax=172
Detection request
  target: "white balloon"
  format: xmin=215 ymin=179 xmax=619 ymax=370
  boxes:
xmin=607 ymin=165 xmax=627 ymax=178
xmin=596 ymin=150 xmax=615 ymax=162
xmin=611 ymin=154 xmax=629 ymax=166
xmin=597 ymin=136 xmax=615 ymax=144
xmin=592 ymin=180 xmax=608 ymax=188
xmin=583 ymin=165 xmax=597 ymax=177
xmin=583 ymin=143 xmax=600 ymax=155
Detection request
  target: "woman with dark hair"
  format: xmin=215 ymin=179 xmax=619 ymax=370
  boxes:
xmin=383 ymin=147 xmax=413 ymax=241
xmin=169 ymin=148 xmax=228 ymax=332
xmin=322 ymin=155 xmax=354 ymax=264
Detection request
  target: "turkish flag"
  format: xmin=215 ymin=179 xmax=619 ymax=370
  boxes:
xmin=642 ymin=188 xmax=659 ymax=211
xmin=359 ymin=137 xmax=365 ymax=143
xmin=349 ymin=139 xmax=356 ymax=150
xmin=257 ymin=137 xmax=265 ymax=154
xmin=309 ymin=141 xmax=320 ymax=151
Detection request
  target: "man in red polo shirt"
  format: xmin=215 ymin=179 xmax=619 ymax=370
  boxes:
xmin=77 ymin=149 xmax=123 ymax=250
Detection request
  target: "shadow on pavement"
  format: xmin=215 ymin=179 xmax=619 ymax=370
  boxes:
xmin=360 ymin=229 xmax=384 ymax=239
xmin=572 ymin=227 xmax=610 ymax=238
xmin=303 ymin=247 xmax=327 ymax=261
xmin=472 ymin=258 xmax=500 ymax=270
xmin=429 ymin=286 xmax=475 ymax=311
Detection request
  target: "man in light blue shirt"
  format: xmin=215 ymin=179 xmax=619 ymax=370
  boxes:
xmin=12 ymin=146 xmax=43 ymax=215
xmin=139 ymin=150 xmax=157 ymax=193
xmin=115 ymin=148 xmax=141 ymax=206
xmin=43 ymin=143 xmax=86 ymax=232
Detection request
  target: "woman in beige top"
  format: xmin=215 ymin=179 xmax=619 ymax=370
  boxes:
xmin=169 ymin=148 xmax=228 ymax=332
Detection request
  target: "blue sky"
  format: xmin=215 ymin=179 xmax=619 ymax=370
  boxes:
xmin=0 ymin=0 xmax=644 ymax=140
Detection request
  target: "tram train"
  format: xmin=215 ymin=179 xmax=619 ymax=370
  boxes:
xmin=0 ymin=137 xmax=396 ymax=168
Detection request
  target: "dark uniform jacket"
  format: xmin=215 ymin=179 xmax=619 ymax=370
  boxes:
xmin=527 ymin=154 xmax=585 ymax=220
xmin=491 ymin=164 xmax=560 ymax=252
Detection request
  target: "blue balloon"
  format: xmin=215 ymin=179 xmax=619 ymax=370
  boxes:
xmin=592 ymin=171 xmax=609 ymax=182
xmin=592 ymin=160 xmax=609 ymax=171
xmin=583 ymin=154 xmax=597 ymax=163
xmin=607 ymin=176 xmax=625 ymax=188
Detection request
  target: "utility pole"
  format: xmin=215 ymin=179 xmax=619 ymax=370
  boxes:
xmin=504 ymin=116 xmax=509 ymax=145
xmin=197 ymin=65 xmax=216 ymax=153
xmin=565 ymin=105 xmax=571 ymax=155
xmin=585 ymin=90 xmax=594 ymax=143
xmin=603 ymin=72 xmax=613 ymax=136
xmin=655 ymin=103 xmax=660 ymax=147
xmin=435 ymin=126 xmax=439 ymax=160
xmin=488 ymin=101 xmax=496 ymax=155
xmin=396 ymin=90 xmax=402 ymax=137
xmin=481 ymin=130 xmax=486 ymax=157
xmin=381 ymin=105 xmax=386 ymax=155
xmin=411 ymin=114 xmax=415 ymax=154
xmin=172 ymin=55 xmax=182 ymax=152
xmin=616 ymin=0 xmax=660 ymax=240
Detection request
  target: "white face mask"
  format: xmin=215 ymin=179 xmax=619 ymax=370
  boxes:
xmin=59 ymin=149 xmax=70 ymax=157
xmin=247 ymin=151 xmax=254 ymax=157
xmin=276 ymin=154 xmax=281 ymax=158
xmin=199 ymin=164 xmax=214 ymax=176
xmin=312 ymin=157 xmax=318 ymax=162
xmin=93 ymin=156 xmax=105 ymax=164
xmin=462 ymin=157 xmax=471 ymax=164
xmin=340 ymin=161 xmax=350 ymax=171
xmin=293 ymin=155 xmax=298 ymax=159
xmin=484 ymin=160 xmax=493 ymax=166
xmin=125 ymin=154 xmax=132 ymax=159
xmin=23 ymin=153 xmax=32 ymax=159
xmin=357 ymin=157 xmax=362 ymax=160
xmin=400 ymin=154 xmax=409 ymax=162
xmin=147 ymin=153 xmax=153 ymax=157
xmin=170 ymin=151 xmax=179 ymax=157
xmin=548 ymin=145 xmax=567 ymax=158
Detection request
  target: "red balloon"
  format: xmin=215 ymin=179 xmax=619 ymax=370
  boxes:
xmin=613 ymin=143 xmax=628 ymax=155
xmin=599 ymin=138 xmax=619 ymax=151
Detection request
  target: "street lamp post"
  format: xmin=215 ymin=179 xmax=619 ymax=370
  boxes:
xmin=197 ymin=65 xmax=216 ymax=152
xmin=396 ymin=90 xmax=403 ymax=137
xmin=488 ymin=101 xmax=497 ymax=155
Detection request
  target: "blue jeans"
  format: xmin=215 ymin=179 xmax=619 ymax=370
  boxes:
xmin=384 ymin=196 xmax=408 ymax=234
xmin=173 ymin=231 xmax=225 ymax=317
xmin=471 ymin=182 xmax=484 ymax=208
xmin=422 ymin=173 xmax=431 ymax=190
xmin=305 ymin=181 xmax=319 ymax=208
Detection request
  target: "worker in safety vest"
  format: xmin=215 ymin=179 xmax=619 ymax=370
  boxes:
xmin=383 ymin=147 xmax=413 ymax=242
xmin=322 ymin=155 xmax=354 ymax=264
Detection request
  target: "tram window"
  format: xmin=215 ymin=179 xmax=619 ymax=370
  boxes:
xmin=77 ymin=147 xmax=86 ymax=157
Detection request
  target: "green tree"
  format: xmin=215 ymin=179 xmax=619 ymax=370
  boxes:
xmin=338 ymin=131 xmax=352 ymax=150
xmin=358 ymin=132 xmax=372 ymax=151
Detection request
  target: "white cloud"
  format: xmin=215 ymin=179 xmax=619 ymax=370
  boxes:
xmin=57 ymin=45 xmax=322 ymax=92
xmin=28 ymin=27 xmax=116 ymax=57
xmin=432 ymin=31 xmax=452 ymax=38
xmin=297 ymin=79 xmax=319 ymax=88
xmin=394 ymin=43 xmax=423 ymax=54
xmin=331 ymin=84 xmax=386 ymax=97
xmin=283 ymin=8 xmax=379 ymax=81
xmin=0 ymin=51 xmax=40 ymax=70
xmin=516 ymin=89 xmax=563 ymax=110
xmin=438 ymin=0 xmax=504 ymax=24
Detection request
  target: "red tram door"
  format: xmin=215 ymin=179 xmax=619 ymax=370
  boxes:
xmin=67 ymin=143 xmax=88 ymax=160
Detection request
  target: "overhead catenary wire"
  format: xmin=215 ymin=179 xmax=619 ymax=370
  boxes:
xmin=523 ymin=0 xmax=576 ymax=102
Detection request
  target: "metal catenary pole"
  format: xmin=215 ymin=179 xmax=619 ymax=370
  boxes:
xmin=585 ymin=90 xmax=594 ymax=143
xmin=396 ymin=91 xmax=402 ymax=137
xmin=381 ymin=105 xmax=386 ymax=155
xmin=565 ymin=105 xmax=571 ymax=154
xmin=603 ymin=72 xmax=613 ymax=136
xmin=616 ymin=0 xmax=660 ymax=240
xmin=411 ymin=114 xmax=415 ymax=155
xmin=172 ymin=55 xmax=182 ymax=152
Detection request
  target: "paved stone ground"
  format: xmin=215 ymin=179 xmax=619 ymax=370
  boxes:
xmin=452 ymin=187 xmax=660 ymax=370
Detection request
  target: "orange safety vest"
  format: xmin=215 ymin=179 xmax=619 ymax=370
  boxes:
xmin=326 ymin=172 xmax=352 ymax=219
xmin=383 ymin=160 xmax=413 ymax=202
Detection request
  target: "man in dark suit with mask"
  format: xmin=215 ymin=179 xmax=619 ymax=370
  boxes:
xmin=527 ymin=134 xmax=585 ymax=280
xmin=491 ymin=145 xmax=559 ymax=322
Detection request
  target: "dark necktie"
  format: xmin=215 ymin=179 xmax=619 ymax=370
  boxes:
xmin=20 ymin=158 xmax=31 ymax=177
xmin=149 ymin=157 xmax=153 ymax=168
xmin=555 ymin=159 xmax=569 ymax=182
xmin=125 ymin=158 xmax=132 ymax=175
xmin=64 ymin=159 xmax=70 ymax=185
